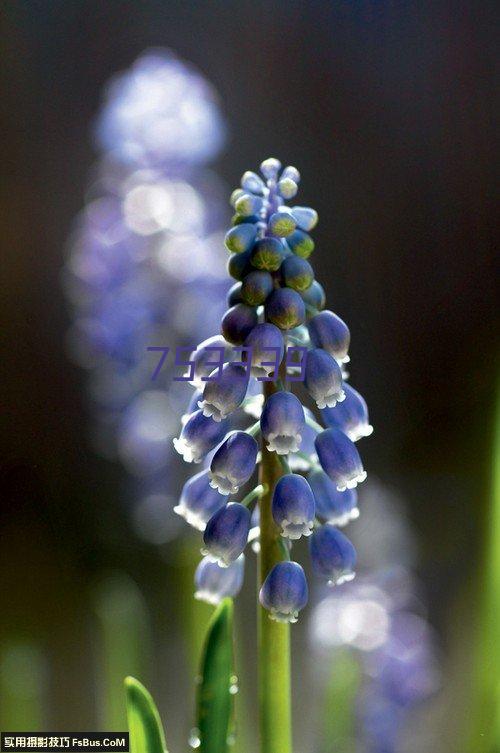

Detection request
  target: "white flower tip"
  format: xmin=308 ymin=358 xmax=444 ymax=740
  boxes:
xmin=173 ymin=437 xmax=198 ymax=463
xmin=328 ymin=571 xmax=356 ymax=587
xmin=269 ymin=609 xmax=299 ymax=624
xmin=336 ymin=470 xmax=367 ymax=491
xmin=195 ymin=589 xmax=221 ymax=606
xmin=174 ymin=504 xmax=207 ymax=532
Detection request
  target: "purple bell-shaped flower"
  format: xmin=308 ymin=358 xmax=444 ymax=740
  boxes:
xmin=310 ymin=524 xmax=357 ymax=585
xmin=209 ymin=430 xmax=258 ymax=494
xmin=315 ymin=427 xmax=367 ymax=490
xmin=259 ymin=561 xmax=308 ymax=623
xmin=260 ymin=391 xmax=305 ymax=455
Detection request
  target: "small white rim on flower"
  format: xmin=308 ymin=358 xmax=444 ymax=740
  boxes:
xmin=267 ymin=432 xmax=302 ymax=455
xmin=194 ymin=589 xmax=223 ymax=606
xmin=201 ymin=548 xmax=233 ymax=568
xmin=336 ymin=470 xmax=367 ymax=492
xmin=197 ymin=399 xmax=227 ymax=421
xmin=280 ymin=519 xmax=314 ymax=540
xmin=348 ymin=423 xmax=374 ymax=442
xmin=173 ymin=502 xmax=207 ymax=531
xmin=208 ymin=471 xmax=239 ymax=495
xmin=327 ymin=571 xmax=356 ymax=587
xmin=268 ymin=608 xmax=299 ymax=624
xmin=316 ymin=388 xmax=346 ymax=409
xmin=173 ymin=436 xmax=201 ymax=463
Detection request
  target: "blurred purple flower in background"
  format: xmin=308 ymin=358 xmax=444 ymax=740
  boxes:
xmin=309 ymin=480 xmax=441 ymax=752
xmin=62 ymin=49 xmax=229 ymax=542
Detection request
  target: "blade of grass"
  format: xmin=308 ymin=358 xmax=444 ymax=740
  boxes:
xmin=94 ymin=573 xmax=151 ymax=730
xmin=317 ymin=649 xmax=360 ymax=753
xmin=197 ymin=598 xmax=234 ymax=753
xmin=468 ymin=382 xmax=500 ymax=751
xmin=124 ymin=676 xmax=168 ymax=753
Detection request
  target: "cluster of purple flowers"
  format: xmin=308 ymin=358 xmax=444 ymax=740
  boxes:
xmin=310 ymin=482 xmax=440 ymax=751
xmin=174 ymin=158 xmax=373 ymax=622
xmin=63 ymin=50 xmax=229 ymax=539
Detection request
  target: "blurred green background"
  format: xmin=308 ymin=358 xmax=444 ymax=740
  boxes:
xmin=0 ymin=2 xmax=497 ymax=751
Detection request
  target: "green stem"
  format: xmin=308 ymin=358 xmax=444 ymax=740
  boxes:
xmin=305 ymin=414 xmax=323 ymax=434
xmin=246 ymin=420 xmax=261 ymax=437
xmin=240 ymin=483 xmax=268 ymax=507
xmin=258 ymin=380 xmax=292 ymax=753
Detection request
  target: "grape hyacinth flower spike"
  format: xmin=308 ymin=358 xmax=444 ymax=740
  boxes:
xmin=174 ymin=158 xmax=373 ymax=753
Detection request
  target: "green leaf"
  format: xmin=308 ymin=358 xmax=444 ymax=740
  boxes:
xmin=197 ymin=598 xmax=234 ymax=753
xmin=318 ymin=649 xmax=360 ymax=753
xmin=124 ymin=676 xmax=168 ymax=753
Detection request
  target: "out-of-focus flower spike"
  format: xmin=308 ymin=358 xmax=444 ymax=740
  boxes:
xmin=321 ymin=383 xmax=373 ymax=441
xmin=310 ymin=524 xmax=357 ymax=585
xmin=224 ymin=223 xmax=258 ymax=254
xmin=260 ymin=390 xmax=305 ymax=455
xmin=174 ymin=469 xmax=228 ymax=531
xmin=315 ymin=427 xmax=367 ymax=490
xmin=203 ymin=502 xmax=251 ymax=566
xmin=291 ymin=206 xmax=318 ymax=232
xmin=308 ymin=310 xmax=350 ymax=362
xmin=195 ymin=554 xmax=245 ymax=605
xmin=173 ymin=409 xmax=229 ymax=463
xmin=272 ymin=474 xmax=315 ymax=540
xmin=259 ymin=561 xmax=308 ymax=623
xmin=304 ymin=348 xmax=345 ymax=409
xmin=209 ymin=430 xmax=258 ymax=494
xmin=308 ymin=468 xmax=358 ymax=526
xmin=198 ymin=363 xmax=249 ymax=421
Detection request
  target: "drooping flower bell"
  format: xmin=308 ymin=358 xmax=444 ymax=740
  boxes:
xmin=315 ymin=427 xmax=367 ymax=491
xmin=259 ymin=561 xmax=308 ymax=623
xmin=174 ymin=469 xmax=228 ymax=531
xmin=243 ymin=323 xmax=284 ymax=379
xmin=187 ymin=335 xmax=232 ymax=389
xmin=321 ymin=383 xmax=373 ymax=441
xmin=308 ymin=468 xmax=358 ymax=526
xmin=198 ymin=363 xmax=249 ymax=421
xmin=194 ymin=554 xmax=245 ymax=605
xmin=308 ymin=310 xmax=350 ymax=363
xmin=272 ymin=474 xmax=315 ymax=540
xmin=209 ymin=431 xmax=258 ymax=495
xmin=304 ymin=347 xmax=345 ymax=409
xmin=173 ymin=409 xmax=229 ymax=463
xmin=310 ymin=524 xmax=357 ymax=585
xmin=203 ymin=502 xmax=251 ymax=567
xmin=260 ymin=391 xmax=305 ymax=455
